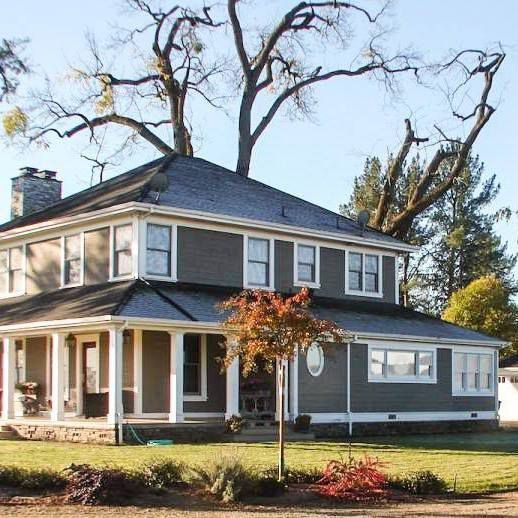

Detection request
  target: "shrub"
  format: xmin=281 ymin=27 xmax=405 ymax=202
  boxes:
xmin=293 ymin=414 xmax=312 ymax=433
xmin=0 ymin=465 xmax=66 ymax=490
xmin=252 ymin=468 xmax=286 ymax=497
xmin=137 ymin=458 xmax=184 ymax=490
xmin=191 ymin=455 xmax=254 ymax=503
xmin=284 ymin=466 xmax=321 ymax=484
xmin=314 ymin=456 xmax=388 ymax=502
xmin=225 ymin=414 xmax=245 ymax=434
xmin=64 ymin=464 xmax=140 ymax=505
xmin=389 ymin=470 xmax=448 ymax=495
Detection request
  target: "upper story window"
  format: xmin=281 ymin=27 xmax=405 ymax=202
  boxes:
xmin=146 ymin=223 xmax=172 ymax=277
xmin=0 ymin=246 xmax=24 ymax=296
xmin=369 ymin=346 xmax=435 ymax=383
xmin=113 ymin=224 xmax=133 ymax=278
xmin=63 ymin=234 xmax=82 ymax=286
xmin=294 ymin=243 xmax=320 ymax=287
xmin=347 ymin=251 xmax=382 ymax=297
xmin=245 ymin=236 xmax=273 ymax=288
xmin=454 ymin=352 xmax=493 ymax=395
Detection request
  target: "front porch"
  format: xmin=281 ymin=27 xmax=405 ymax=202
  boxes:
xmin=0 ymin=325 xmax=298 ymax=444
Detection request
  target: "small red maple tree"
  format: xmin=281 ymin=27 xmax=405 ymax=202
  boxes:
xmin=219 ymin=287 xmax=351 ymax=481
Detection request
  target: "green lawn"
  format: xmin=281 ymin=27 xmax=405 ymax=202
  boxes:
xmin=1 ymin=431 xmax=518 ymax=493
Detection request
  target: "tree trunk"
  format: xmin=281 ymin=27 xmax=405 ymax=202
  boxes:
xmin=236 ymin=91 xmax=254 ymax=177
xmin=402 ymin=253 xmax=410 ymax=307
xmin=277 ymin=361 xmax=285 ymax=482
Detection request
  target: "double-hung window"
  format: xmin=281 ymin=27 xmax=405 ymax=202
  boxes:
xmin=347 ymin=251 xmax=381 ymax=296
xmin=146 ymin=223 xmax=172 ymax=277
xmin=63 ymin=234 xmax=82 ymax=286
xmin=183 ymin=334 xmax=206 ymax=400
xmin=454 ymin=352 xmax=494 ymax=394
xmin=369 ymin=347 xmax=435 ymax=383
xmin=246 ymin=237 xmax=272 ymax=288
xmin=0 ymin=246 xmax=24 ymax=295
xmin=113 ymin=224 xmax=133 ymax=278
xmin=295 ymin=244 xmax=319 ymax=286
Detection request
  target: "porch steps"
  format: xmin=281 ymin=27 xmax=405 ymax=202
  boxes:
xmin=0 ymin=425 xmax=18 ymax=440
xmin=232 ymin=422 xmax=315 ymax=442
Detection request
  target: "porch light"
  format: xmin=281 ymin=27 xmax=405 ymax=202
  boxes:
xmin=65 ymin=333 xmax=75 ymax=348
xmin=123 ymin=329 xmax=131 ymax=347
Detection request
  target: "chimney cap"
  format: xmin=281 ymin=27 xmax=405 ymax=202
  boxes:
xmin=19 ymin=166 xmax=38 ymax=176
xmin=37 ymin=170 xmax=59 ymax=180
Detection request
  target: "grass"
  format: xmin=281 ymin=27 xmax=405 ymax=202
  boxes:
xmin=1 ymin=431 xmax=518 ymax=493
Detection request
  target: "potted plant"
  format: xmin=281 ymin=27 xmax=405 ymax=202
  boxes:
xmin=15 ymin=382 xmax=40 ymax=415
xmin=294 ymin=414 xmax=312 ymax=433
xmin=225 ymin=414 xmax=245 ymax=434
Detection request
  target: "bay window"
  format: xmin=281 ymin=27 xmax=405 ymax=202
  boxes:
xmin=0 ymin=246 xmax=24 ymax=295
xmin=454 ymin=352 xmax=494 ymax=394
xmin=63 ymin=234 xmax=82 ymax=286
xmin=369 ymin=346 xmax=435 ymax=382
xmin=113 ymin=224 xmax=133 ymax=278
xmin=146 ymin=223 xmax=172 ymax=277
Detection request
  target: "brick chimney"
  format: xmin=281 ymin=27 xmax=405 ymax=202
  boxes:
xmin=11 ymin=167 xmax=62 ymax=219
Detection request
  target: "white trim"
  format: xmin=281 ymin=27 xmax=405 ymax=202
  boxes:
xmin=309 ymin=413 xmax=348 ymax=423
xmin=109 ymin=222 xmax=134 ymax=282
xmin=50 ymin=333 xmax=65 ymax=422
xmin=45 ymin=336 xmax=51 ymax=402
xmin=107 ymin=328 xmax=123 ymax=425
xmin=169 ymin=331 xmax=184 ymax=423
xmin=183 ymin=333 xmax=208 ymax=402
xmin=346 ymin=342 xmax=352 ymax=435
xmin=143 ymin=219 xmax=178 ymax=282
xmin=132 ymin=217 xmax=139 ymax=280
xmin=394 ymin=254 xmax=400 ymax=304
xmin=2 ymin=337 xmax=16 ymax=419
xmin=76 ymin=334 xmax=101 ymax=394
xmin=293 ymin=241 xmax=321 ymax=288
xmin=243 ymin=234 xmax=275 ymax=290
xmin=133 ymin=330 xmax=143 ymax=416
xmin=289 ymin=349 xmax=299 ymax=419
xmin=225 ymin=336 xmax=240 ymax=420
xmin=367 ymin=342 xmax=437 ymax=384
xmin=345 ymin=247 xmax=383 ymax=298
xmin=75 ymin=335 xmax=82 ymax=416
xmin=15 ymin=337 xmax=26 ymax=384
xmin=349 ymin=411 xmax=497 ymax=423
xmin=60 ymin=232 xmax=85 ymax=289
xmin=184 ymin=412 xmax=224 ymax=419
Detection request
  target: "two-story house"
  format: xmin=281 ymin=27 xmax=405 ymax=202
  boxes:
xmin=0 ymin=156 xmax=504 ymax=444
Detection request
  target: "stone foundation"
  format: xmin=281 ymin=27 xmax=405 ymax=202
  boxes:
xmin=311 ymin=419 xmax=499 ymax=438
xmin=123 ymin=423 xmax=226 ymax=444
xmin=9 ymin=422 xmax=117 ymax=444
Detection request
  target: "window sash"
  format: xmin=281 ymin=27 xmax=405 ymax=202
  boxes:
xmin=184 ymin=335 xmax=202 ymax=395
xmin=348 ymin=252 xmax=380 ymax=294
xmin=64 ymin=235 xmax=81 ymax=286
xmin=454 ymin=352 xmax=493 ymax=393
xmin=0 ymin=247 xmax=23 ymax=294
xmin=146 ymin=224 xmax=172 ymax=277
xmin=247 ymin=238 xmax=270 ymax=287
xmin=113 ymin=225 xmax=133 ymax=277
xmin=297 ymin=245 xmax=316 ymax=283
xmin=370 ymin=348 xmax=434 ymax=380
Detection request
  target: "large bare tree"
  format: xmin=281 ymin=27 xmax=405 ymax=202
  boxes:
xmin=0 ymin=38 xmax=28 ymax=102
xmin=369 ymin=49 xmax=505 ymax=240
xmin=4 ymin=1 xmax=224 ymax=178
xmin=228 ymin=0 xmax=418 ymax=177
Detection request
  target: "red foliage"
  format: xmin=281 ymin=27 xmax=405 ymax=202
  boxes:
xmin=314 ymin=456 xmax=388 ymax=502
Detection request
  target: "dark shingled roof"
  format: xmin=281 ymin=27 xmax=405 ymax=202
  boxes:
xmin=0 ymin=154 xmax=407 ymax=248
xmin=0 ymin=279 xmax=501 ymax=345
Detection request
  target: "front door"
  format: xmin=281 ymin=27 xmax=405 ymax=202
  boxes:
xmin=82 ymin=342 xmax=106 ymax=418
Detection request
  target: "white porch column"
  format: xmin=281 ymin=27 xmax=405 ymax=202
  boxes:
xmin=51 ymin=333 xmax=65 ymax=422
xmin=225 ymin=338 xmax=240 ymax=420
xmin=133 ymin=330 xmax=143 ymax=416
xmin=107 ymin=328 xmax=123 ymax=425
xmin=282 ymin=359 xmax=289 ymax=420
xmin=2 ymin=337 xmax=16 ymax=420
xmin=75 ymin=336 xmax=83 ymax=416
xmin=289 ymin=350 xmax=299 ymax=420
xmin=169 ymin=331 xmax=184 ymax=423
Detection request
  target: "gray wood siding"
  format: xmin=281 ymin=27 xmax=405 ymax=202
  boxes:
xmin=177 ymin=227 xmax=243 ymax=287
xmin=350 ymin=344 xmax=495 ymax=412
xmin=25 ymin=337 xmax=47 ymax=402
xmin=184 ymin=334 xmax=226 ymax=413
xmin=298 ymin=344 xmax=347 ymax=413
xmin=84 ymin=227 xmax=110 ymax=285
xmin=274 ymin=240 xmax=294 ymax=292
xmin=26 ymin=238 xmax=61 ymax=294
xmin=142 ymin=331 xmax=169 ymax=413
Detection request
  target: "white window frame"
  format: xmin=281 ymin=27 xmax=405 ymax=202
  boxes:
xmin=143 ymin=220 xmax=178 ymax=282
xmin=110 ymin=222 xmax=135 ymax=281
xmin=367 ymin=342 xmax=437 ymax=384
xmin=60 ymin=232 xmax=85 ymax=288
xmin=243 ymin=234 xmax=275 ymax=290
xmin=452 ymin=347 xmax=495 ymax=397
xmin=293 ymin=241 xmax=320 ymax=288
xmin=15 ymin=338 xmax=26 ymax=384
xmin=183 ymin=334 xmax=208 ymax=402
xmin=345 ymin=248 xmax=383 ymax=298
xmin=78 ymin=334 xmax=101 ymax=394
xmin=0 ymin=244 xmax=26 ymax=299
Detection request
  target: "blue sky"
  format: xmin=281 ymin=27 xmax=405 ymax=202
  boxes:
xmin=1 ymin=1 xmax=517 ymax=263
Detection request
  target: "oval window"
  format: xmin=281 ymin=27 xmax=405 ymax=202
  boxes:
xmin=306 ymin=343 xmax=325 ymax=377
